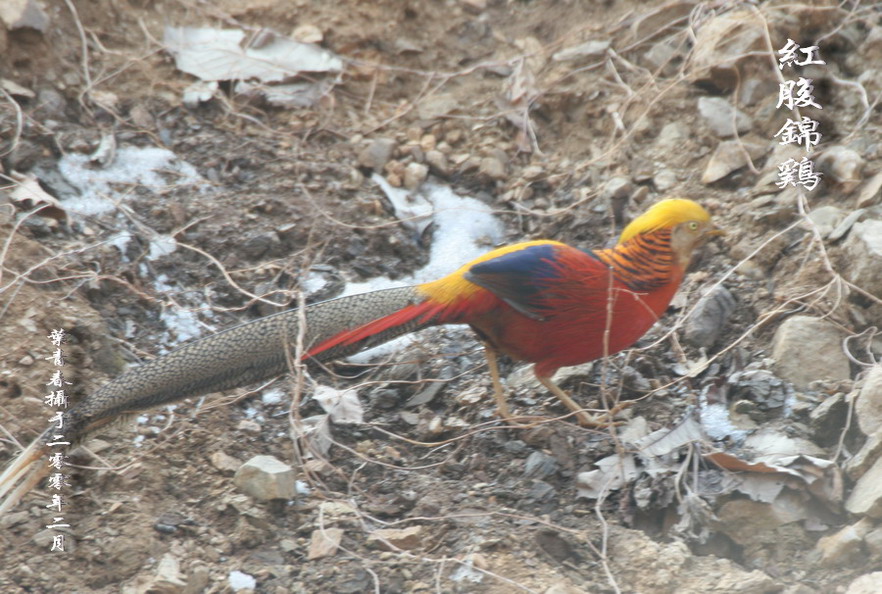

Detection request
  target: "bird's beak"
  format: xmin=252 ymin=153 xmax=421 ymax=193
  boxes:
xmin=705 ymin=225 xmax=726 ymax=237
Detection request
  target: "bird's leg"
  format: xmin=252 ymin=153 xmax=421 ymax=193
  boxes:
xmin=536 ymin=374 xmax=627 ymax=428
xmin=482 ymin=344 xmax=512 ymax=420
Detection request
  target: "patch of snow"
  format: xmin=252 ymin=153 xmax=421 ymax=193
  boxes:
xmin=58 ymin=145 xmax=205 ymax=215
xmin=699 ymin=388 xmax=748 ymax=442
xmin=228 ymin=570 xmax=256 ymax=592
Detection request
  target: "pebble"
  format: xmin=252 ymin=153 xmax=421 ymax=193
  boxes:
xmin=424 ymin=149 xmax=449 ymax=175
xmin=210 ymin=450 xmax=243 ymax=474
xmin=701 ymin=139 xmax=764 ymax=184
xmin=697 ymin=96 xmax=753 ymax=138
xmin=357 ymin=138 xmax=397 ymax=171
xmin=479 ymin=156 xmax=506 ymax=180
xmin=237 ymin=419 xmax=262 ymax=433
xmin=818 ymin=146 xmax=864 ymax=194
xmin=403 ymin=162 xmax=428 ymax=190
xmin=292 ymin=24 xmax=323 ymax=44
xmin=367 ymin=526 xmax=424 ymax=551
xmin=653 ymin=168 xmax=678 ymax=192
xmin=655 ymin=122 xmax=689 ymax=151
xmin=523 ymin=450 xmax=559 ymax=479
xmin=771 ymin=316 xmax=851 ymax=390
xmin=552 ymin=39 xmax=610 ymax=62
xmin=233 ymin=455 xmax=297 ymax=501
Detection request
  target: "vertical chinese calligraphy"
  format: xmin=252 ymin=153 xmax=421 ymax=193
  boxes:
xmin=774 ymin=39 xmax=825 ymax=192
xmin=44 ymin=328 xmax=71 ymax=552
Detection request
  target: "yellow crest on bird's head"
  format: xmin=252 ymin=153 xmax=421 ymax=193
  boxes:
xmin=618 ymin=198 xmax=712 ymax=244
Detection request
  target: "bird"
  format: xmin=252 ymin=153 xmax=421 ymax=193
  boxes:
xmin=0 ymin=197 xmax=719 ymax=513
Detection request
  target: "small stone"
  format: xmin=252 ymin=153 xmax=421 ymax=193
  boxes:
xmin=523 ymin=165 xmax=544 ymax=180
xmin=403 ymin=162 xmax=429 ymax=190
xmin=479 ymin=156 xmax=506 ymax=180
xmin=292 ymin=24 xmax=323 ymax=44
xmin=701 ymin=139 xmax=764 ymax=184
xmin=424 ymin=149 xmax=449 ymax=175
xmin=683 ymin=285 xmax=736 ymax=349
xmin=818 ymin=146 xmax=864 ymax=194
xmin=210 ymin=451 xmax=242 ymax=474
xmin=523 ymin=451 xmax=559 ymax=479
xmin=419 ymin=134 xmax=436 ymax=152
xmin=237 ymin=419 xmax=262 ymax=433
xmin=771 ymin=316 xmax=851 ymax=390
xmin=552 ymin=39 xmax=611 ymax=62
xmin=815 ymin=519 xmax=873 ymax=566
xmin=847 ymin=573 xmax=882 ymax=594
xmin=655 ymin=122 xmax=690 ymax=151
xmin=600 ymin=176 xmax=633 ymax=204
xmin=367 ymin=526 xmax=424 ymax=551
xmin=234 ymin=455 xmax=297 ymax=501
xmin=846 ymin=455 xmax=882 ymax=518
xmin=154 ymin=553 xmax=188 ymax=592
xmin=698 ymin=97 xmax=753 ymax=137
xmin=652 ymin=169 xmax=678 ymax=192
xmin=357 ymin=138 xmax=397 ymax=171
xmin=307 ymin=527 xmax=344 ymax=560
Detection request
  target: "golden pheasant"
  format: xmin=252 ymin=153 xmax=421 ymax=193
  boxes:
xmin=0 ymin=197 xmax=718 ymax=512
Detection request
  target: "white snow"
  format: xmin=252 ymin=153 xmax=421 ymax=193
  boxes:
xmin=58 ymin=145 xmax=205 ymax=215
xmin=228 ymin=570 xmax=256 ymax=591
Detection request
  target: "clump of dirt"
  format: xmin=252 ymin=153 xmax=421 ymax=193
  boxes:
xmin=2 ymin=1 xmax=881 ymax=592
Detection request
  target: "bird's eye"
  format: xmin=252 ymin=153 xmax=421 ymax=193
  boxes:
xmin=688 ymin=221 xmax=699 ymax=231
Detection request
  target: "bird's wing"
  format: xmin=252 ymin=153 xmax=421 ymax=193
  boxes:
xmin=464 ymin=243 xmax=606 ymax=321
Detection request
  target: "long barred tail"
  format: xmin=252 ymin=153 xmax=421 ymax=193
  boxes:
xmin=0 ymin=285 xmax=441 ymax=514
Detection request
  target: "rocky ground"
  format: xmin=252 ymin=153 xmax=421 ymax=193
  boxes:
xmin=1 ymin=0 xmax=882 ymax=592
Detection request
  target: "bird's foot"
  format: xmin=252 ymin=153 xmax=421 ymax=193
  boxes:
xmin=575 ymin=400 xmax=633 ymax=428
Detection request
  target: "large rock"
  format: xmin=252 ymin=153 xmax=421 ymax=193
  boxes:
xmin=233 ymin=455 xmax=297 ymax=501
xmin=843 ymin=220 xmax=882 ymax=298
xmin=771 ymin=316 xmax=851 ymax=390
xmin=688 ymin=10 xmax=767 ymax=91
xmin=846 ymin=572 xmax=882 ymax=594
xmin=855 ymin=366 xmax=882 ymax=437
xmin=845 ymin=455 xmax=882 ymax=518
xmin=698 ymin=97 xmax=752 ymax=138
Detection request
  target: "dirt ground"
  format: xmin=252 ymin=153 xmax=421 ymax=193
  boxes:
xmin=1 ymin=0 xmax=881 ymax=592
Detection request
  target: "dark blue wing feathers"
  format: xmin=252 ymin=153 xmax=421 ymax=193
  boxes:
xmin=464 ymin=244 xmax=564 ymax=320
